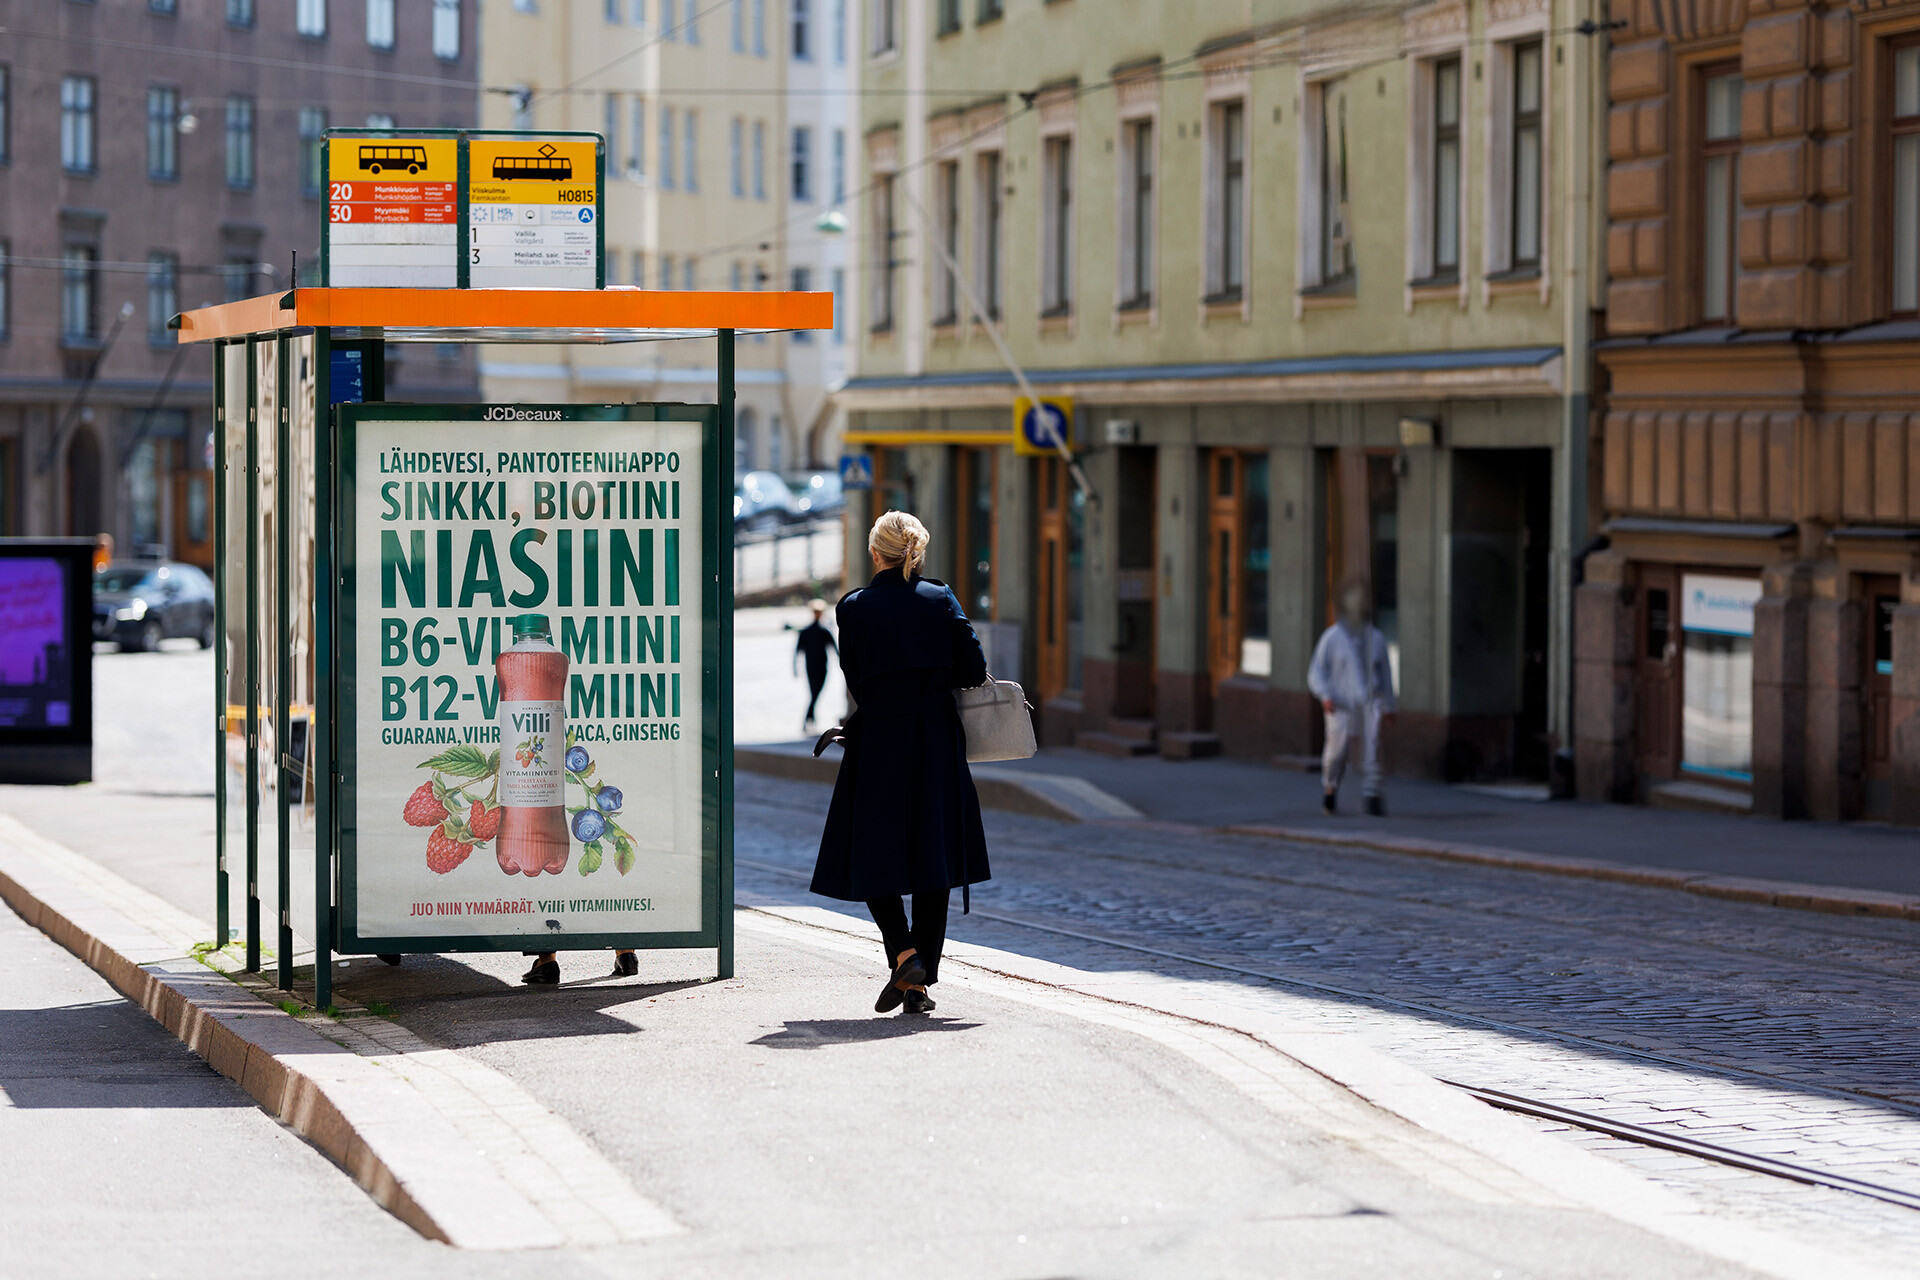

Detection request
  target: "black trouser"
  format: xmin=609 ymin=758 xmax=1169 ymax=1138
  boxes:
xmin=804 ymin=661 xmax=828 ymax=724
xmin=866 ymin=889 xmax=951 ymax=985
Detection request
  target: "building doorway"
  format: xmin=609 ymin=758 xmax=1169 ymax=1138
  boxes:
xmin=953 ymin=446 xmax=997 ymax=620
xmin=1864 ymin=575 xmax=1899 ymax=801
xmin=1113 ymin=446 xmax=1156 ymax=718
xmin=66 ymin=429 xmax=103 ymax=536
xmin=1637 ymin=564 xmax=1680 ymax=780
xmin=1206 ymin=449 xmax=1271 ymax=691
xmin=1035 ymin=454 xmax=1083 ymax=702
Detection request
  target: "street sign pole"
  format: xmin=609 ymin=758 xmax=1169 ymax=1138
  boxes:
xmin=276 ymin=335 xmax=294 ymax=990
xmin=314 ymin=327 xmax=334 ymax=1012
xmin=245 ymin=339 xmax=261 ymax=973
xmin=213 ymin=340 xmax=229 ymax=952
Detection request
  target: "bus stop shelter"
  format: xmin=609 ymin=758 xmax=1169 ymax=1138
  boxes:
xmin=173 ymin=287 xmax=831 ymax=1007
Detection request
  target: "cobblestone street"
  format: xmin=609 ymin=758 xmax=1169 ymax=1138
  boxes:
xmin=736 ymin=771 xmax=1920 ymax=1261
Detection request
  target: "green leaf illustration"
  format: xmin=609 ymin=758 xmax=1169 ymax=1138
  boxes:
xmin=418 ymin=744 xmax=495 ymax=778
xmin=578 ymin=841 xmax=604 ymax=875
xmin=613 ymin=834 xmax=634 ymax=875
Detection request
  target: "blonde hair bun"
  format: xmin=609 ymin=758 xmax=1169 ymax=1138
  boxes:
xmin=869 ymin=510 xmax=930 ymax=577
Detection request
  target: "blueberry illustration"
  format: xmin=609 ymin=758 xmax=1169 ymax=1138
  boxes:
xmin=594 ymin=786 xmax=623 ymax=813
xmin=571 ymin=808 xmax=607 ymax=843
xmin=565 ymin=746 xmax=590 ymax=772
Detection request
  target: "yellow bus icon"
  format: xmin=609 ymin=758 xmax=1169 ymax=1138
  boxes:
xmin=358 ymin=143 xmax=428 ymax=175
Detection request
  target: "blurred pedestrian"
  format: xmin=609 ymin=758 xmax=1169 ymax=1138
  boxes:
xmin=1308 ymin=576 xmax=1397 ymax=817
xmin=810 ymin=511 xmax=991 ymax=1015
xmin=793 ymin=597 xmax=837 ymax=734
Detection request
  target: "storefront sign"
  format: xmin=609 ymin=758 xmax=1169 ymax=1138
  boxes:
xmin=1681 ymin=574 xmax=1761 ymax=637
xmin=334 ymin=405 xmax=722 ymax=953
xmin=324 ymin=137 xmax=459 ymax=288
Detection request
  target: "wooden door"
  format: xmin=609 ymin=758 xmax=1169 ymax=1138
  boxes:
xmin=1864 ymin=575 xmax=1899 ymax=780
xmin=1637 ymin=565 xmax=1680 ymax=780
xmin=1036 ymin=456 xmax=1070 ymax=701
xmin=1207 ymin=451 xmax=1241 ymax=689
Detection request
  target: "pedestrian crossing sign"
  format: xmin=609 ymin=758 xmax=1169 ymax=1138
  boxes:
xmin=839 ymin=454 xmax=874 ymax=491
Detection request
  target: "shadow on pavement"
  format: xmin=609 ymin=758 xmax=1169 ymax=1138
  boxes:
xmin=0 ymin=1000 xmax=248 ymax=1109
xmin=750 ymin=1017 xmax=983 ymax=1049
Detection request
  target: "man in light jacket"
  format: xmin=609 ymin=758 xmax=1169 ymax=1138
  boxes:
xmin=1308 ymin=577 xmax=1397 ymax=816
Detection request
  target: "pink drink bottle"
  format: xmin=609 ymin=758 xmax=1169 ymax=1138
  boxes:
xmin=494 ymin=613 xmax=570 ymax=876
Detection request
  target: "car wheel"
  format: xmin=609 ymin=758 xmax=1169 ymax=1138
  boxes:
xmin=199 ymin=614 xmax=216 ymax=649
xmin=138 ymin=619 xmax=164 ymax=653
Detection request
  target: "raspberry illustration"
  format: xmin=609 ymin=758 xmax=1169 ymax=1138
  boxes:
xmin=404 ymin=781 xmax=448 ymax=827
xmin=571 ymin=808 xmax=607 ymax=842
xmin=566 ymin=745 xmax=591 ymax=773
xmin=426 ymin=826 xmax=473 ymax=874
xmin=593 ymin=786 xmax=623 ymax=813
xmin=466 ymin=798 xmax=499 ymax=842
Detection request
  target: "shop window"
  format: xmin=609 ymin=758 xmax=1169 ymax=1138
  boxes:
xmin=1680 ymin=573 xmax=1758 ymax=781
xmin=1037 ymin=455 xmax=1084 ymax=700
xmin=1207 ymin=451 xmax=1272 ymax=684
xmin=1368 ymin=453 xmax=1399 ymax=685
xmin=955 ymin=447 xmax=996 ymax=618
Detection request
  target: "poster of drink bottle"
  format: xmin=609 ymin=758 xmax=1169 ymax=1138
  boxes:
xmin=336 ymin=404 xmax=722 ymax=952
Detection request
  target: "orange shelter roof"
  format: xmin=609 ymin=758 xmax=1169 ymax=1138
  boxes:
xmin=173 ymin=287 xmax=834 ymax=345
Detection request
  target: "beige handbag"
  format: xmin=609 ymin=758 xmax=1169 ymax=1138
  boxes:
xmin=955 ymin=675 xmax=1036 ymax=763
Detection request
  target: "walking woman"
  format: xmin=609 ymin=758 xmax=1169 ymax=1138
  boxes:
xmin=811 ymin=511 xmax=991 ymax=1015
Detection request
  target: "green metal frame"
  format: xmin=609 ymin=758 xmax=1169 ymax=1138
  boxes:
xmin=327 ymin=399 xmax=731 ymax=958
xmin=245 ymin=339 xmax=261 ymax=973
xmin=213 ymin=341 xmax=229 ymax=949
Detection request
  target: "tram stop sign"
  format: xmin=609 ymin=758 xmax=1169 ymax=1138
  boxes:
xmin=1014 ymin=396 xmax=1074 ymax=456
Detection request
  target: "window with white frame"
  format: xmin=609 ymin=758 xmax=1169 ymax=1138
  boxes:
xmin=1041 ymin=135 xmax=1073 ymax=314
xmin=871 ymin=0 xmax=897 ymax=56
xmin=684 ymin=111 xmax=698 ymax=191
xmin=432 ymin=0 xmax=460 ymax=59
xmin=1511 ymin=40 xmax=1543 ymax=271
xmin=225 ymin=96 xmax=254 ymax=190
xmin=662 ymin=0 xmax=677 ymax=39
xmin=1701 ymin=65 xmax=1741 ymax=323
xmin=62 ymin=246 xmax=97 ymax=344
xmin=606 ymin=0 xmax=622 ymax=21
xmin=751 ymin=119 xmax=764 ymax=198
xmin=228 ymin=0 xmax=255 ymax=26
xmin=752 ymin=0 xmax=765 ymax=54
xmin=937 ymin=0 xmax=960 ymax=36
xmin=660 ymin=253 xmax=675 ymax=289
xmin=629 ymin=98 xmax=645 ymax=176
xmin=934 ymin=159 xmax=961 ymax=324
xmin=148 ymin=87 xmax=180 ymax=181
xmin=1206 ymin=100 xmax=1246 ymax=301
xmin=660 ymin=106 xmax=677 ymax=188
xmin=793 ymin=0 xmax=810 ymax=59
xmin=731 ymin=118 xmax=744 ymax=195
xmin=367 ymin=0 xmax=395 ymax=49
xmin=1303 ymin=77 xmax=1353 ymax=289
xmin=61 ymin=76 xmax=96 ymax=174
xmin=732 ymin=0 xmax=745 ymax=50
xmin=685 ymin=0 xmax=699 ymax=43
xmin=1431 ymin=56 xmax=1462 ymax=279
xmin=871 ymin=172 xmax=896 ymax=330
xmin=832 ymin=265 xmax=846 ymax=342
xmin=1119 ymin=117 xmax=1153 ymax=309
xmin=976 ymin=149 xmax=1003 ymax=320
xmin=832 ymin=128 xmax=846 ymax=201
xmin=834 ymin=0 xmax=846 ymax=63
xmin=297 ymin=0 xmax=327 ymax=38
xmin=793 ymin=126 xmax=812 ymax=201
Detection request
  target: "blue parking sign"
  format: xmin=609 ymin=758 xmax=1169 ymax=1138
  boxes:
xmin=839 ymin=454 xmax=874 ymax=491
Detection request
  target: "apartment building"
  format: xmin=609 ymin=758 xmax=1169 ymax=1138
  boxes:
xmin=1581 ymin=2 xmax=1920 ymax=823
xmin=0 ymin=0 xmax=478 ymax=563
xmin=478 ymin=0 xmax=854 ymax=476
xmin=842 ymin=0 xmax=1603 ymax=780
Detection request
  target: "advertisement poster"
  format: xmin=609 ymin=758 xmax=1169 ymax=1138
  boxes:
xmin=342 ymin=406 xmax=716 ymax=949
xmin=0 ymin=558 xmax=72 ymax=729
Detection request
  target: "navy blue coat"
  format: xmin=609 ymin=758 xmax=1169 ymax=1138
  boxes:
xmin=810 ymin=568 xmax=992 ymax=903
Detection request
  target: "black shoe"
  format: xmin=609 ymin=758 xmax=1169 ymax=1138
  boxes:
xmin=377 ymin=954 xmax=402 ymax=966
xmin=874 ymin=951 xmax=928 ymax=1013
xmin=612 ymin=951 xmax=638 ymax=977
xmin=1321 ymin=791 xmax=1337 ymax=815
xmin=1364 ymin=794 xmax=1384 ymax=817
xmin=521 ymin=958 xmax=560 ymax=985
xmin=903 ymin=988 xmax=936 ymax=1015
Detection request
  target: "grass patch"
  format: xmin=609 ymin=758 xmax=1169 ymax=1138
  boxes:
xmin=277 ymin=999 xmax=302 ymax=1016
xmin=366 ymin=1000 xmax=395 ymax=1017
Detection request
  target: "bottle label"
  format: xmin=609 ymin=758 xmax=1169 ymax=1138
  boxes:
xmin=497 ymin=700 xmax=566 ymax=806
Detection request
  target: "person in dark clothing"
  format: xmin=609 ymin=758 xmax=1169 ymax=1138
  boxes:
xmin=811 ymin=510 xmax=991 ymax=1015
xmin=793 ymin=598 xmax=837 ymax=733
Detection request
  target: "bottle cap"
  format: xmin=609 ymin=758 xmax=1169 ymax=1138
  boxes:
xmin=510 ymin=613 xmax=551 ymax=643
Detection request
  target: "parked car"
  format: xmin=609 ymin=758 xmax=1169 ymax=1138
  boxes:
xmin=788 ymin=471 xmax=845 ymax=520
xmin=733 ymin=471 xmax=799 ymax=531
xmin=92 ymin=561 xmax=215 ymax=651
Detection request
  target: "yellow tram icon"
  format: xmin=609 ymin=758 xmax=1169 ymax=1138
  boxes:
xmin=357 ymin=143 xmax=429 ymax=175
xmin=491 ymin=143 xmax=573 ymax=182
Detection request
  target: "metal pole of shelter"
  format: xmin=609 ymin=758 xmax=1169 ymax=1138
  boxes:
xmin=275 ymin=335 xmax=294 ymax=990
xmin=213 ymin=341 xmax=229 ymax=951
xmin=717 ymin=329 xmax=735 ymax=982
xmin=245 ymin=339 xmax=261 ymax=972
xmin=313 ymin=327 xmax=333 ymax=1013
